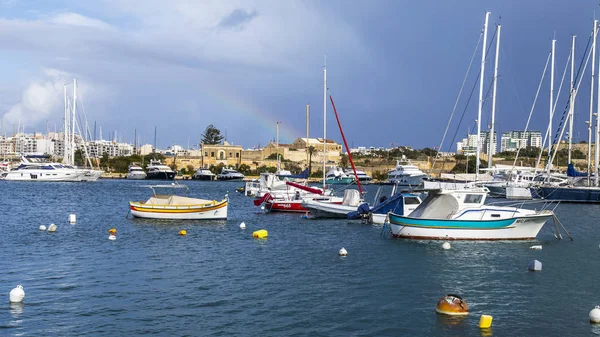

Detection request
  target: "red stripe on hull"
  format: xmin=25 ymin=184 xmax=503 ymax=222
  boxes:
xmin=266 ymin=200 xmax=308 ymax=213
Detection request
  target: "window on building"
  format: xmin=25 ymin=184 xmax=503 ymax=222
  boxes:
xmin=229 ymin=152 xmax=232 ymax=158
xmin=205 ymin=152 xmax=208 ymax=157
xmin=236 ymin=153 xmax=239 ymax=158
xmin=211 ymin=152 xmax=215 ymax=157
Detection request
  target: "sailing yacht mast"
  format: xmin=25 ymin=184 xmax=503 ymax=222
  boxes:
xmin=476 ymin=11 xmax=490 ymax=181
xmin=546 ymin=39 xmax=555 ymax=179
xmin=568 ymin=35 xmax=576 ymax=164
xmin=596 ymin=21 xmax=600 ymax=185
xmin=276 ymin=121 xmax=280 ymax=171
xmin=488 ymin=24 xmax=501 ymax=169
xmin=71 ymin=78 xmax=77 ymax=166
xmin=589 ymin=20 xmax=597 ymax=182
xmin=322 ymin=59 xmax=327 ymax=190
xmin=63 ymin=84 xmax=69 ymax=164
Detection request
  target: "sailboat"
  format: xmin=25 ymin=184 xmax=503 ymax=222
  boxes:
xmin=533 ymin=21 xmax=600 ymax=202
xmin=2 ymin=79 xmax=103 ymax=182
xmin=302 ymin=91 xmax=365 ymax=218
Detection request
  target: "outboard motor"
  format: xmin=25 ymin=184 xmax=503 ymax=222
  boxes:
xmin=347 ymin=202 xmax=370 ymax=219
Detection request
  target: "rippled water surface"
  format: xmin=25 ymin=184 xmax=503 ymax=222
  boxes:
xmin=1 ymin=180 xmax=600 ymax=336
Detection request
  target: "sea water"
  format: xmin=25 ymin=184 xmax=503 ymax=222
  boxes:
xmin=0 ymin=180 xmax=599 ymax=336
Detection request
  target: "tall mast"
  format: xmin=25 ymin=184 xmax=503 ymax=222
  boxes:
xmin=568 ymin=35 xmax=576 ymax=164
xmin=589 ymin=20 xmax=597 ymax=181
xmin=596 ymin=21 xmax=600 ymax=185
xmin=276 ymin=121 xmax=280 ymax=171
xmin=63 ymin=84 xmax=68 ymax=164
xmin=547 ymin=38 xmax=555 ymax=178
xmin=476 ymin=11 xmax=490 ymax=181
xmin=488 ymin=24 xmax=501 ymax=169
xmin=71 ymin=78 xmax=77 ymax=166
xmin=306 ymin=104 xmax=310 ymax=167
xmin=322 ymin=58 xmax=327 ymax=190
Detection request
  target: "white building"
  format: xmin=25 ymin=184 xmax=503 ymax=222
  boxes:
xmin=457 ymin=131 xmax=497 ymax=155
xmin=500 ymin=131 xmax=542 ymax=152
xmin=139 ymin=144 xmax=155 ymax=155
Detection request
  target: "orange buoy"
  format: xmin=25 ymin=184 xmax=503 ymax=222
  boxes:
xmin=108 ymin=228 xmax=117 ymax=234
xmin=436 ymin=294 xmax=469 ymax=316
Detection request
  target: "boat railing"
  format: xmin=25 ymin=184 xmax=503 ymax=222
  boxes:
xmin=486 ymin=199 xmax=560 ymax=215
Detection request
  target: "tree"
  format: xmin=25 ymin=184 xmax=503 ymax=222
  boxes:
xmin=238 ymin=164 xmax=252 ymax=175
xmin=308 ymin=146 xmax=316 ymax=175
xmin=201 ymin=124 xmax=224 ymax=144
xmin=340 ymin=154 xmax=349 ymax=168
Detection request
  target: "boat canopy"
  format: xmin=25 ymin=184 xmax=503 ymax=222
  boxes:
xmin=567 ymin=163 xmax=588 ymax=177
xmin=408 ymin=194 xmax=459 ymax=219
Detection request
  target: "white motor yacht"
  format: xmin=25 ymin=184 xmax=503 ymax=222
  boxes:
xmin=192 ymin=168 xmax=215 ymax=181
xmin=126 ymin=164 xmax=147 ymax=180
xmin=217 ymin=168 xmax=245 ymax=181
xmin=2 ymin=161 xmax=99 ymax=182
xmin=146 ymin=160 xmax=176 ymax=180
xmin=387 ymin=159 xmax=428 ymax=188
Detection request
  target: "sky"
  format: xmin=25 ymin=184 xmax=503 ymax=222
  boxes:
xmin=1 ymin=0 xmax=600 ymax=151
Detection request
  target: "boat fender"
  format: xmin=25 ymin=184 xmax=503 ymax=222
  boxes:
xmin=253 ymin=229 xmax=268 ymax=239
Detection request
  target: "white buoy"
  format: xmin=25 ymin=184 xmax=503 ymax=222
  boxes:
xmin=528 ymin=259 xmax=542 ymax=272
xmin=339 ymin=247 xmax=348 ymax=256
xmin=239 ymin=222 xmax=246 ymax=229
xmin=47 ymin=224 xmax=57 ymax=232
xmin=442 ymin=242 xmax=451 ymax=250
xmin=260 ymin=206 xmax=265 ymax=210
xmin=39 ymin=225 xmax=47 ymax=231
xmin=9 ymin=285 xmax=24 ymax=303
xmin=529 ymin=245 xmax=542 ymax=250
xmin=108 ymin=234 xmax=116 ymax=241
xmin=590 ymin=306 xmax=600 ymax=323
xmin=69 ymin=214 xmax=76 ymax=224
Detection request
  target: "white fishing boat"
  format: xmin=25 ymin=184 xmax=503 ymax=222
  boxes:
xmin=387 ymin=187 xmax=554 ymax=240
xmin=129 ymin=184 xmax=228 ymax=220
xmin=126 ymin=164 xmax=146 ymax=180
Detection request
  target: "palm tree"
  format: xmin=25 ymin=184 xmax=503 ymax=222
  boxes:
xmin=308 ymin=146 xmax=316 ymax=175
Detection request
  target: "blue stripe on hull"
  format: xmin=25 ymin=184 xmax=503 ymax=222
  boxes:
xmin=388 ymin=213 xmax=516 ymax=229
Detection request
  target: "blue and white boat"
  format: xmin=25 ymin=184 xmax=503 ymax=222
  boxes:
xmin=387 ymin=187 xmax=554 ymax=240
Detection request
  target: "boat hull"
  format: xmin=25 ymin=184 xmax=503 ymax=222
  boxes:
xmin=534 ymin=186 xmax=600 ymax=203
xmin=127 ymin=173 xmax=147 ymax=180
xmin=146 ymin=171 xmax=176 ymax=180
xmin=192 ymin=175 xmax=214 ymax=181
xmin=388 ymin=213 xmax=551 ymax=240
xmin=217 ymin=176 xmax=244 ymax=181
xmin=266 ymin=200 xmax=308 ymax=213
xmin=129 ymin=200 xmax=228 ymax=220
xmin=302 ymin=201 xmax=356 ymax=218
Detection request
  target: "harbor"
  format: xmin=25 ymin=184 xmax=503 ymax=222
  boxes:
xmin=0 ymin=179 xmax=597 ymax=336
xmin=5 ymin=1 xmax=600 ymax=336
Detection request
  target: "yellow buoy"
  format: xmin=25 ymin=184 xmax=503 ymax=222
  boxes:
xmin=436 ymin=294 xmax=469 ymax=316
xmin=179 ymin=230 xmax=187 ymax=236
xmin=108 ymin=228 xmax=117 ymax=234
xmin=253 ymin=229 xmax=268 ymax=239
xmin=479 ymin=314 xmax=493 ymax=328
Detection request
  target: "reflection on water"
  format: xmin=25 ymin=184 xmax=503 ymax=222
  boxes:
xmin=9 ymin=303 xmax=23 ymax=319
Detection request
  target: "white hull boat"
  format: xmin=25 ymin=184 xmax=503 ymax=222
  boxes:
xmin=388 ymin=187 xmax=554 ymax=240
